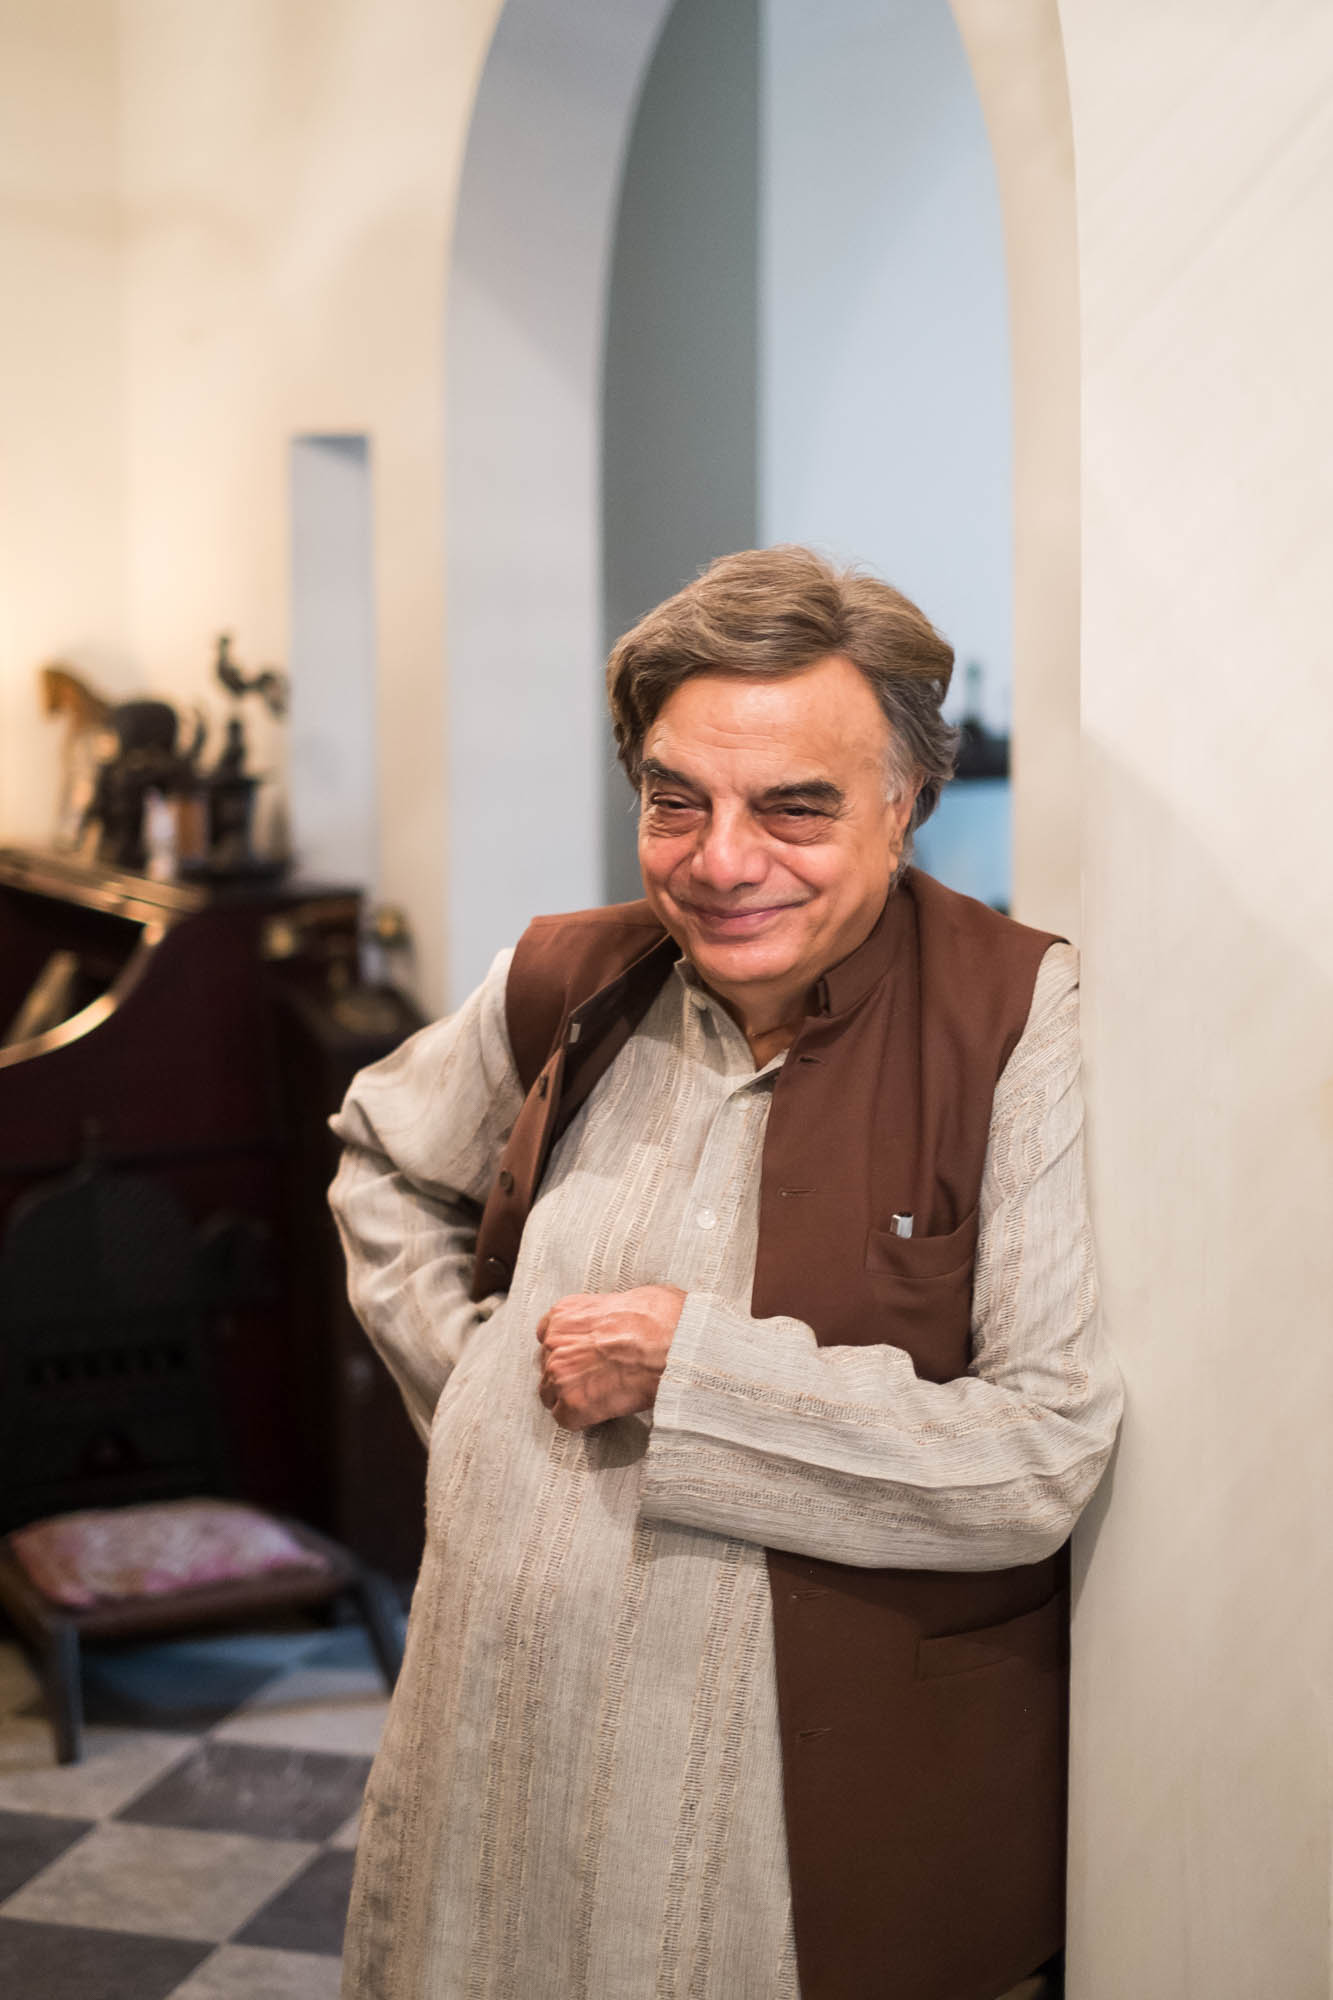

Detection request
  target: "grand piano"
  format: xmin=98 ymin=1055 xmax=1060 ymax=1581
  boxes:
xmin=0 ymin=847 xmax=427 ymax=1579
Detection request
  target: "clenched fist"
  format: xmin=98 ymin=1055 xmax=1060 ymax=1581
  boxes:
xmin=536 ymin=1285 xmax=686 ymax=1430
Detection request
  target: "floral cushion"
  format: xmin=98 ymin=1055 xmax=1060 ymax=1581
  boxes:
xmin=9 ymin=1499 xmax=330 ymax=1608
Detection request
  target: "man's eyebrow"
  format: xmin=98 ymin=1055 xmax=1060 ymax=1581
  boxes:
xmin=640 ymin=762 xmax=846 ymax=809
xmin=756 ymin=779 xmax=846 ymax=809
xmin=640 ymin=758 xmax=702 ymax=790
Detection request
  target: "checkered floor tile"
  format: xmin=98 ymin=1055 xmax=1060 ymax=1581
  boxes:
xmin=0 ymin=1619 xmax=396 ymax=1998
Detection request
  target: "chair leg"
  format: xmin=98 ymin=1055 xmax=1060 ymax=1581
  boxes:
xmin=43 ymin=1620 xmax=84 ymax=1765
xmin=350 ymin=1569 xmax=404 ymax=1692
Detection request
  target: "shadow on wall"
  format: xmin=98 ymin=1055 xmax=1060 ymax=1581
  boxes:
xmin=601 ymin=0 xmax=761 ymax=904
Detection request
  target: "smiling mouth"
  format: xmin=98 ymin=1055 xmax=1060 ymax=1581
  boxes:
xmin=683 ymin=902 xmax=799 ymax=933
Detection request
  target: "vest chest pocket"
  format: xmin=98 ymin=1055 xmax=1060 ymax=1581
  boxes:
xmin=863 ymin=1207 xmax=979 ymax=1381
xmin=915 ymin=1588 xmax=1067 ymax=1680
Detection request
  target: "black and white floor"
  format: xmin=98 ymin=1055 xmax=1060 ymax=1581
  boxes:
xmin=0 ymin=1618 xmax=393 ymax=1998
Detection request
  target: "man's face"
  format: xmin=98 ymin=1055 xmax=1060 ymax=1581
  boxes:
xmin=636 ymin=655 xmax=916 ymax=1024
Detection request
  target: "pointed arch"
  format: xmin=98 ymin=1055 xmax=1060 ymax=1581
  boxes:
xmin=444 ymin=0 xmax=1080 ymax=992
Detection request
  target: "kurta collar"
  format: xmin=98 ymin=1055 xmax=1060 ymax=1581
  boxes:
xmin=568 ymin=873 xmax=916 ymax=1039
xmin=809 ymin=872 xmax=915 ymax=1019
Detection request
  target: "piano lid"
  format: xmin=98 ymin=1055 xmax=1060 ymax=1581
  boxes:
xmin=0 ymin=847 xmax=207 ymax=929
xmin=0 ymin=849 xmax=195 ymax=1069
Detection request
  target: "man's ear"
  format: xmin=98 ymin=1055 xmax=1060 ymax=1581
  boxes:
xmin=889 ymin=780 xmax=920 ymax=850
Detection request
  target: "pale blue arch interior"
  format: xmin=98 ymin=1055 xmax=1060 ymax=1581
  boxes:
xmin=446 ymin=0 xmax=1015 ymax=1008
xmin=603 ymin=0 xmax=1013 ymax=907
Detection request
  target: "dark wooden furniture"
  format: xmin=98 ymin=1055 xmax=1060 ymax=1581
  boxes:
xmin=0 ymin=1517 xmax=402 ymax=1765
xmin=0 ymin=847 xmax=427 ymax=1581
xmin=270 ymin=977 xmax=434 ymax=1578
xmin=0 ymin=1156 xmax=404 ymax=1763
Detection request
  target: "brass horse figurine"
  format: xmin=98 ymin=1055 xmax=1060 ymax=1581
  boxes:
xmin=40 ymin=663 xmax=208 ymax=859
xmin=39 ymin=664 xmax=115 ymax=850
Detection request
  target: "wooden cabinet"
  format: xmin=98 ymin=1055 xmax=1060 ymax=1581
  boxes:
xmin=0 ymin=849 xmax=427 ymax=1580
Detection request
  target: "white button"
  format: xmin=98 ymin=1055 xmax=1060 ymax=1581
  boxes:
xmin=695 ymin=1207 xmax=718 ymax=1231
xmin=689 ymin=989 xmax=710 ymax=1012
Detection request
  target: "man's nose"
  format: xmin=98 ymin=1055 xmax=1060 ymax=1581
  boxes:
xmin=688 ymin=807 xmax=765 ymax=889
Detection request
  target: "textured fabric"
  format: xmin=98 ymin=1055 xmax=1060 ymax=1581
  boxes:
xmin=9 ymin=1501 xmax=327 ymax=1608
xmin=479 ymin=881 xmax=1071 ymax=2000
xmin=329 ymin=940 xmax=1121 ymax=2000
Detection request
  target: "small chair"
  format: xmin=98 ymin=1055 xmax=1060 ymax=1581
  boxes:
xmin=0 ymin=1164 xmax=404 ymax=1763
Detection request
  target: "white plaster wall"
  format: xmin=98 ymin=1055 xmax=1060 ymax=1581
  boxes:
xmin=115 ymin=0 xmax=505 ymax=1007
xmin=0 ymin=0 xmax=129 ymax=846
xmin=761 ymin=0 xmax=1012 ymax=739
xmin=1060 ymin=3 xmax=1333 ymax=1992
xmin=0 ymin=0 xmax=503 ymax=1008
xmin=950 ymin=0 xmax=1082 ymax=940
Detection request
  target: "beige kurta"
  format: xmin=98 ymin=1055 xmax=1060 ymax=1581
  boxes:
xmin=329 ymin=941 xmax=1121 ymax=2000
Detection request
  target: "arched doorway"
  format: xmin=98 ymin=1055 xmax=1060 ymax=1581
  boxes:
xmin=445 ymin=0 xmax=1080 ymax=995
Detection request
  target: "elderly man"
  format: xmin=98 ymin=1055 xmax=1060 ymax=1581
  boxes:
xmin=330 ymin=546 xmax=1122 ymax=2000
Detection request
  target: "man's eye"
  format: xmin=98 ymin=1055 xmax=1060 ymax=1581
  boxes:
xmin=765 ymin=805 xmax=830 ymax=840
xmin=647 ymin=795 xmax=695 ymax=813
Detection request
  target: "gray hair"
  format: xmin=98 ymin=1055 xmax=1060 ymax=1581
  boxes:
xmin=606 ymin=544 xmax=958 ymax=832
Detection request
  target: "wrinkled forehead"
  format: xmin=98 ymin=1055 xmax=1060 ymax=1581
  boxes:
xmin=642 ymin=661 xmax=894 ymax=789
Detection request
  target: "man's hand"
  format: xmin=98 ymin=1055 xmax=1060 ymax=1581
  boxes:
xmin=536 ymin=1285 xmax=686 ymax=1430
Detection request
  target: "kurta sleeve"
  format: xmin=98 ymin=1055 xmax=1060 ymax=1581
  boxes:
xmin=328 ymin=947 xmax=523 ymax=1441
xmin=639 ymin=943 xmax=1123 ymax=1570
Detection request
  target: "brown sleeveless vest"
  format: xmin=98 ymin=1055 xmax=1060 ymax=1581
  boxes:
xmin=472 ymin=870 xmax=1066 ymax=2000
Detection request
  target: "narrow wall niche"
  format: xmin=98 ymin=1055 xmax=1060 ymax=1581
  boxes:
xmin=289 ymin=436 xmax=378 ymax=891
